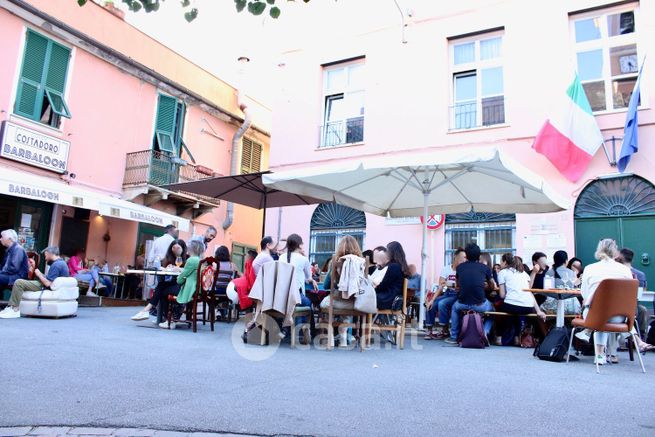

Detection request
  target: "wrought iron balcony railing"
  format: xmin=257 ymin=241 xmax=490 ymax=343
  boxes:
xmin=123 ymin=150 xmax=215 ymax=188
xmin=449 ymin=97 xmax=505 ymax=130
xmin=319 ymin=116 xmax=365 ymax=148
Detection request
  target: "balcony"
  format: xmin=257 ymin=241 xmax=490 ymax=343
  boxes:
xmin=449 ymin=97 xmax=505 ymax=131
xmin=319 ymin=117 xmax=364 ymax=148
xmin=123 ymin=150 xmax=220 ymax=214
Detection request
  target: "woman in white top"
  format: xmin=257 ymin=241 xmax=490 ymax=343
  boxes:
xmin=580 ymin=239 xmax=635 ymax=365
xmin=279 ymin=233 xmax=317 ymax=307
xmin=496 ymin=253 xmax=546 ymax=344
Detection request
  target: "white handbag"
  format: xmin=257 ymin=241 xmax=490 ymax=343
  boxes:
xmin=354 ymin=276 xmax=378 ymax=314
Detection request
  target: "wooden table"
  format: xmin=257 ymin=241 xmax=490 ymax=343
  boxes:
xmin=524 ymin=288 xmax=582 ymax=328
xmin=126 ymin=269 xmax=181 ymax=300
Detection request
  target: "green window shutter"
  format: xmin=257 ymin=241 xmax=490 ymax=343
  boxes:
xmin=15 ymin=31 xmax=72 ymax=122
xmin=45 ymin=89 xmax=71 ymax=118
xmin=44 ymin=42 xmax=71 ymax=93
xmin=15 ymin=31 xmax=49 ymax=120
xmin=154 ymin=94 xmax=179 ymax=154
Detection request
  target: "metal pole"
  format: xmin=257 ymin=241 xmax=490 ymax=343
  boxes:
xmin=419 ymin=191 xmax=429 ymax=327
xmin=261 ymin=194 xmax=267 ymax=238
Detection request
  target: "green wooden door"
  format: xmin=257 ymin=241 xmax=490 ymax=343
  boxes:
xmin=574 ymin=218 xmax=621 ymax=268
xmin=575 ymin=216 xmax=655 ymax=287
xmin=621 ymin=216 xmax=655 ymax=287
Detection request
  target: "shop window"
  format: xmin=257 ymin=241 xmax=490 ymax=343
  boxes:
xmin=309 ymin=203 xmax=366 ymax=269
xmin=241 ymin=137 xmax=262 ymax=174
xmin=14 ymin=30 xmax=72 ymax=128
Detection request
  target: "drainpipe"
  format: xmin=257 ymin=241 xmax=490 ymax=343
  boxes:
xmin=222 ymin=95 xmax=251 ymax=230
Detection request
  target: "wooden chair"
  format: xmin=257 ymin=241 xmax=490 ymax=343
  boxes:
xmin=368 ymin=279 xmax=408 ymax=349
xmin=319 ymin=290 xmax=369 ymax=352
xmin=210 ymin=262 xmax=237 ymax=324
xmin=567 ymin=278 xmax=645 ymax=373
xmin=253 ymin=261 xmax=313 ymax=348
xmin=166 ymin=257 xmax=218 ymax=332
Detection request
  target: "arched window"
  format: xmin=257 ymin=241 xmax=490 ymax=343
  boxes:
xmin=574 ymin=175 xmax=655 ymax=218
xmin=310 ymin=203 xmax=366 ymax=269
xmin=444 ymin=210 xmax=516 ymax=263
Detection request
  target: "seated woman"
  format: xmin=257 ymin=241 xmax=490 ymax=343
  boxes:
xmin=496 ymin=253 xmax=547 ymax=345
xmin=227 ymin=249 xmax=257 ymax=310
xmin=131 ymin=239 xmax=188 ymax=324
xmin=68 ymin=249 xmax=101 ymax=296
xmin=541 ymin=250 xmax=581 ymax=315
xmin=580 ymin=239 xmax=653 ymax=364
xmin=369 ymin=246 xmax=389 ymax=287
xmin=567 ymin=257 xmax=584 ymax=279
xmin=214 ymin=245 xmax=240 ymax=295
xmin=320 ymin=236 xmax=366 ymax=347
xmin=375 ymin=241 xmax=408 ymax=310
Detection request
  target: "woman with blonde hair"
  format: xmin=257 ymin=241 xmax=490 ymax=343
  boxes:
xmin=579 ymin=239 xmax=633 ymax=364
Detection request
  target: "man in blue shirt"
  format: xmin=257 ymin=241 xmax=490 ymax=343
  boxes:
xmin=0 ymin=229 xmax=28 ymax=291
xmin=619 ymin=248 xmax=649 ymax=337
xmin=0 ymin=246 xmax=69 ymax=319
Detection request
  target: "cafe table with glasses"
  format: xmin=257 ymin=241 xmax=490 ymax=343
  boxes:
xmin=523 ymin=288 xmax=582 ymax=327
xmin=126 ymin=268 xmax=182 ymax=300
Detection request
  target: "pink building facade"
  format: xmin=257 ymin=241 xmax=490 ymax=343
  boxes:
xmin=267 ymin=0 xmax=655 ymax=287
xmin=0 ymin=0 xmax=270 ymax=275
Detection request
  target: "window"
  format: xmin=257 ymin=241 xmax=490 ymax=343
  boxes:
xmin=449 ymin=34 xmax=505 ymax=130
xmin=309 ymin=203 xmax=366 ymax=269
xmin=572 ymin=7 xmax=640 ymax=112
xmin=153 ymin=94 xmax=185 ymax=155
xmin=241 ymin=137 xmax=262 ymax=174
xmin=444 ymin=212 xmax=515 ymax=263
xmin=232 ymin=242 xmax=257 ymax=273
xmin=321 ymin=60 xmax=365 ymax=147
xmin=14 ymin=30 xmax=72 ymax=128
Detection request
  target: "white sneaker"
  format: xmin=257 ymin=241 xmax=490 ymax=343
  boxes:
xmin=0 ymin=307 xmax=20 ymax=319
xmin=86 ymin=290 xmax=99 ymax=297
xmin=159 ymin=321 xmax=176 ymax=330
xmin=575 ymin=329 xmax=591 ymax=343
xmin=594 ymin=354 xmax=606 ymax=365
xmin=131 ymin=310 xmax=150 ymax=321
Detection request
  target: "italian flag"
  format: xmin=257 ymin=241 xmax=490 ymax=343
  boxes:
xmin=532 ymin=75 xmax=604 ymax=182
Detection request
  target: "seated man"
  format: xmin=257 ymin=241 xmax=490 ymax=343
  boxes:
xmin=446 ymin=243 xmax=496 ymax=345
xmin=0 ymin=246 xmax=69 ymax=319
xmin=425 ymin=248 xmax=466 ymax=340
xmin=0 ymin=229 xmax=29 ymax=292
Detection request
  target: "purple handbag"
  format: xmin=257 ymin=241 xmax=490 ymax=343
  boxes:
xmin=458 ymin=310 xmax=488 ymax=349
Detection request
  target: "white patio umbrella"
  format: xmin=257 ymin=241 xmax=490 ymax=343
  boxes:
xmin=263 ymin=146 xmax=571 ymax=324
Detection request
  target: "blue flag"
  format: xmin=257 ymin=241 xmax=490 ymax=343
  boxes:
xmin=617 ymin=63 xmax=644 ymax=173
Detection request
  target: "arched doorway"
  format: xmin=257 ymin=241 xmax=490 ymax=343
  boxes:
xmin=574 ymin=175 xmax=655 ymax=281
xmin=309 ymin=203 xmax=366 ymax=268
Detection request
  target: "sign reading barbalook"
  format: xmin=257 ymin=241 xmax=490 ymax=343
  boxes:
xmin=1 ymin=121 xmax=70 ymax=173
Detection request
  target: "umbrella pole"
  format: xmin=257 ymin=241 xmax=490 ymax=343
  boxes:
xmin=419 ymin=191 xmax=428 ymax=328
xmin=261 ymin=195 xmax=267 ymax=238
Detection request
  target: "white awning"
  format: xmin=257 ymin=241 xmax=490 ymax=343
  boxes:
xmin=98 ymin=197 xmax=189 ymax=231
xmin=0 ymin=166 xmax=189 ymax=231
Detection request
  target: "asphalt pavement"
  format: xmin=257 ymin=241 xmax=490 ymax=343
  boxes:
xmin=1 ymin=307 xmax=654 ymax=437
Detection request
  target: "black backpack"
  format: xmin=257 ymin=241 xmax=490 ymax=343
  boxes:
xmin=534 ymin=327 xmax=569 ymax=362
xmin=647 ymin=320 xmax=655 ymax=346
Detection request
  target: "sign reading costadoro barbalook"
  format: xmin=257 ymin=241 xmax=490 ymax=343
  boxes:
xmin=1 ymin=121 xmax=70 ymax=173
